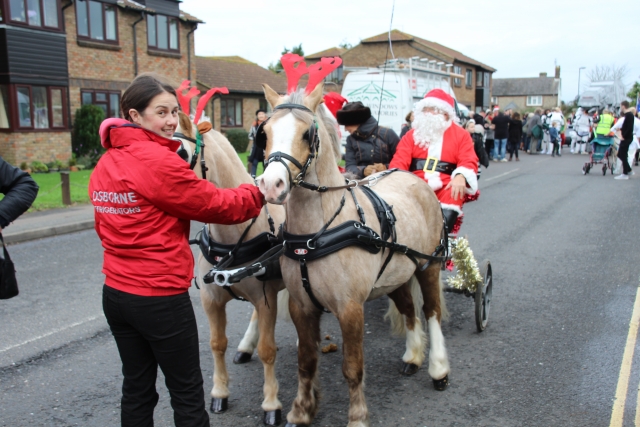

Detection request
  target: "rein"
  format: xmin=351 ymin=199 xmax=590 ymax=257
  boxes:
xmin=174 ymin=131 xmax=208 ymax=180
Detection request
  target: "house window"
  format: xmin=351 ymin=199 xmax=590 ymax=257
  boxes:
xmin=13 ymin=85 xmax=66 ymax=129
xmin=327 ymin=65 xmax=344 ymax=83
xmin=453 ymin=66 xmax=462 ymax=87
xmin=259 ymin=99 xmax=271 ymax=114
xmin=491 ymin=96 xmax=498 ymax=105
xmin=9 ymin=0 xmax=60 ymax=28
xmin=526 ymin=96 xmax=543 ymax=106
xmin=76 ymin=0 xmax=117 ymax=42
xmin=0 ymin=86 xmax=10 ymax=129
xmin=221 ymin=99 xmax=242 ymax=127
xmin=465 ymin=69 xmax=473 ymax=88
xmin=81 ymin=90 xmax=120 ymax=118
xmin=147 ymin=14 xmax=179 ymax=51
xmin=476 ymin=71 xmax=484 ymax=87
xmin=484 ymin=73 xmax=490 ymax=88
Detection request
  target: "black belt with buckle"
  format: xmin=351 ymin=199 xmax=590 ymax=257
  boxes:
xmin=409 ymin=158 xmax=457 ymax=174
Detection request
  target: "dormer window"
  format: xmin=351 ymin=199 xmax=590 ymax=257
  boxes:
xmin=147 ymin=14 xmax=179 ymax=52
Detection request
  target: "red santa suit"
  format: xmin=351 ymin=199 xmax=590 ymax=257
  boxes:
xmin=389 ymin=90 xmax=478 ymax=214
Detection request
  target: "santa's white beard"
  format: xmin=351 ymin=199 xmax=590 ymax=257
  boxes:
xmin=412 ymin=112 xmax=451 ymax=149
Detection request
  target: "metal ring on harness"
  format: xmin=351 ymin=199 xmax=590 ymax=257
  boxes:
xmin=306 ymin=239 xmax=316 ymax=250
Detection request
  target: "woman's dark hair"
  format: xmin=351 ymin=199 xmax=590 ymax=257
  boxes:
xmin=121 ymin=73 xmax=177 ymax=121
xmin=512 ymin=112 xmax=521 ymax=120
xmin=405 ymin=111 xmax=413 ymax=123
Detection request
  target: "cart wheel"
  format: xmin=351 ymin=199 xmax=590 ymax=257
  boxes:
xmin=602 ymin=165 xmax=607 ymax=176
xmin=586 ymin=164 xmax=591 ymax=174
xmin=475 ymin=259 xmax=492 ymax=332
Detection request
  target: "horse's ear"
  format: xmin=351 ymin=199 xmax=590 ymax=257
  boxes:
xmin=263 ymin=84 xmax=283 ymax=109
xmin=303 ymin=82 xmax=324 ymax=112
xmin=178 ymin=112 xmax=194 ymax=138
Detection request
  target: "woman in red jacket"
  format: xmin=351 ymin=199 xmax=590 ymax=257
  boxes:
xmin=89 ymin=74 xmax=264 ymax=427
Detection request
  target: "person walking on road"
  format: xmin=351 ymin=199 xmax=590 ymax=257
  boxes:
xmin=491 ymin=109 xmax=510 ymax=162
xmin=0 ymin=158 xmax=38 ymax=234
xmin=612 ymin=102 xmax=638 ymax=179
xmin=89 ymin=74 xmax=265 ymax=427
xmin=525 ymin=109 xmax=543 ymax=154
xmin=507 ymin=112 xmax=523 ymax=161
xmin=484 ymin=109 xmax=495 ymax=161
xmin=573 ymin=108 xmax=593 ymax=154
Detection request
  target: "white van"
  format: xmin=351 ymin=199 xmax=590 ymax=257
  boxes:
xmin=340 ymin=61 xmax=461 ymax=136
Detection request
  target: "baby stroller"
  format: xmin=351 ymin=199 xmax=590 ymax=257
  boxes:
xmin=582 ymin=135 xmax=615 ymax=175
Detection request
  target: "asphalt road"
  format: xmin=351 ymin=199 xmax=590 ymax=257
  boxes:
xmin=1 ymin=151 xmax=639 ymax=427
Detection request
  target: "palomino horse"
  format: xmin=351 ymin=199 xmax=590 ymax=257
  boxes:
xmin=175 ymin=109 xmax=287 ymax=425
xmin=258 ymin=80 xmax=450 ymax=426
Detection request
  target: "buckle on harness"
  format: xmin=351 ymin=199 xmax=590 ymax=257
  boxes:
xmin=423 ymin=157 xmax=439 ymax=174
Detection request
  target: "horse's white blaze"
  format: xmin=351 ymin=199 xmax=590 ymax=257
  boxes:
xmin=260 ymin=114 xmax=296 ymax=203
xmin=427 ymin=315 xmax=450 ymax=380
xmin=237 ymin=317 xmax=259 ymax=354
xmin=402 ymin=317 xmax=427 ymax=366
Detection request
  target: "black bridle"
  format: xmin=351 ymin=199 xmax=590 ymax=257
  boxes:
xmin=258 ymin=103 xmax=320 ymax=189
xmin=174 ymin=131 xmax=208 ymax=180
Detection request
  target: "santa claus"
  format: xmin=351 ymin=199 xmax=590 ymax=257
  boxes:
xmin=389 ymin=89 xmax=478 ymax=233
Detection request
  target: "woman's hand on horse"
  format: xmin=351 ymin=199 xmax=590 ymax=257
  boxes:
xmin=446 ymin=174 xmax=467 ymax=201
xmin=363 ymin=165 xmax=376 ymax=177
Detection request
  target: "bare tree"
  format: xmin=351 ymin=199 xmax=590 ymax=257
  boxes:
xmin=586 ymin=64 xmax=630 ymax=84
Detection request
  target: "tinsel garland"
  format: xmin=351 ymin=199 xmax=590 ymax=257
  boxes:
xmin=446 ymin=237 xmax=482 ymax=292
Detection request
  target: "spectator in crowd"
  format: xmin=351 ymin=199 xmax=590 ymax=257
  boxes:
xmin=484 ymin=109 xmax=495 ymax=161
xmin=613 ymin=102 xmax=635 ymax=179
xmin=540 ymin=108 xmax=551 ymax=154
xmin=491 ymin=108 xmax=510 ymax=162
xmin=549 ymin=121 xmax=561 ymax=157
xmin=573 ymin=107 xmax=593 ymax=154
xmin=400 ymin=111 xmax=414 ymax=139
xmin=473 ymin=110 xmax=486 ymax=127
xmin=547 ymin=107 xmax=565 ymax=154
xmin=337 ymin=102 xmax=400 ymax=178
xmin=525 ymin=108 xmax=543 ymax=154
xmin=247 ymin=109 xmax=267 ymax=177
xmin=465 ymin=119 xmax=489 ymax=177
xmin=594 ymin=108 xmax=615 ymax=138
xmin=0 ymin=158 xmax=38 ymax=233
xmin=507 ymin=112 xmax=523 ymax=161
xmin=611 ymin=104 xmax=639 ymax=178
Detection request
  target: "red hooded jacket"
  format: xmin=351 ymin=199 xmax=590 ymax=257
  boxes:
xmin=89 ymin=119 xmax=265 ymax=296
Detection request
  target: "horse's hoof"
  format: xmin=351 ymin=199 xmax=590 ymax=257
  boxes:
xmin=263 ymin=409 xmax=282 ymax=425
xmin=210 ymin=397 xmax=228 ymax=413
xmin=285 ymin=423 xmax=308 ymax=427
xmin=233 ymin=351 xmax=252 ymax=364
xmin=432 ymin=375 xmax=449 ymax=391
xmin=401 ymin=363 xmax=420 ymax=376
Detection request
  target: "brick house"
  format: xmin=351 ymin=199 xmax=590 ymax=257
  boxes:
xmin=492 ymin=68 xmax=562 ymax=112
xmin=195 ymin=56 xmax=287 ymax=133
xmin=307 ymin=30 xmax=496 ymax=112
xmin=0 ymin=0 xmax=201 ymax=166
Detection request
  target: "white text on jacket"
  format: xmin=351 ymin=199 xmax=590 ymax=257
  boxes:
xmin=92 ymin=191 xmax=137 ymax=204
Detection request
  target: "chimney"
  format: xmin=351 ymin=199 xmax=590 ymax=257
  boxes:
xmin=555 ymin=66 xmax=561 ymax=79
xmin=539 ymin=72 xmax=547 ymax=78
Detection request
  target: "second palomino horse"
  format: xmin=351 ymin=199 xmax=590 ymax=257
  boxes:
xmin=257 ymin=55 xmax=451 ymax=427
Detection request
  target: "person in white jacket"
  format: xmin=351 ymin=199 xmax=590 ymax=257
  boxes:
xmin=546 ymin=107 xmax=565 ymax=154
xmin=573 ymin=108 xmax=593 ymax=154
xmin=610 ymin=107 xmax=640 ymax=173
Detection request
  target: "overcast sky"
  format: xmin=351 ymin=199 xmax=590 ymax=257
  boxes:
xmin=181 ymin=0 xmax=640 ymax=103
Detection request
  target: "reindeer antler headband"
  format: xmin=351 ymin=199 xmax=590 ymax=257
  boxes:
xmin=176 ymin=80 xmax=229 ymax=133
xmin=280 ymin=53 xmax=343 ymax=95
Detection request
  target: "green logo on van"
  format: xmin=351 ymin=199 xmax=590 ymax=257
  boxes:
xmin=347 ymin=83 xmax=397 ymax=101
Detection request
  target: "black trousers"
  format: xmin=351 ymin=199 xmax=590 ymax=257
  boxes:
xmin=507 ymin=141 xmax=519 ymax=158
xmin=102 ymin=285 xmax=209 ymax=427
xmin=618 ymin=139 xmax=632 ymax=175
xmin=485 ymin=139 xmax=494 ymax=159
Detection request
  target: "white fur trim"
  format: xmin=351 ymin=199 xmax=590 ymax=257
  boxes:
xmin=440 ymin=203 xmax=462 ymax=215
xmin=452 ymin=166 xmax=478 ymax=195
xmin=414 ymin=97 xmax=455 ymax=118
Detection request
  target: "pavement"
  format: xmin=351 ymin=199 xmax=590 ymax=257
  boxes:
xmin=3 ymin=204 xmax=95 ymax=244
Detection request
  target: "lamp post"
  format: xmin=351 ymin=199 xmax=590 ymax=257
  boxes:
xmin=577 ymin=66 xmax=586 ymax=99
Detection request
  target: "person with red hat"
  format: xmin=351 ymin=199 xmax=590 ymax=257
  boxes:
xmin=389 ymin=89 xmax=478 ymax=232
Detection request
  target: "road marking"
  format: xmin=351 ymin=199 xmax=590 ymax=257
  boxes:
xmin=0 ymin=314 xmax=104 ymax=354
xmin=609 ymin=286 xmax=640 ymax=427
xmin=484 ymin=169 xmax=520 ymax=182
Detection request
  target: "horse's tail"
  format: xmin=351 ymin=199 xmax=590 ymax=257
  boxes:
xmin=277 ymin=288 xmax=292 ymax=322
xmin=384 ymin=275 xmax=423 ymax=336
xmin=439 ymin=272 xmax=449 ymax=321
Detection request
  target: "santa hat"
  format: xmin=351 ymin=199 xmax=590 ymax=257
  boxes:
xmin=414 ymin=89 xmax=455 ymax=118
xmin=337 ymin=101 xmax=371 ymax=126
xmin=323 ymin=92 xmax=348 ymax=119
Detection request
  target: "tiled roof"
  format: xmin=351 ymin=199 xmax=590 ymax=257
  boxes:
xmin=361 ymin=30 xmax=495 ymax=72
xmin=305 ymin=47 xmax=346 ymax=60
xmin=116 ymin=0 xmax=154 ymax=13
xmin=179 ymin=10 xmax=204 ymax=24
xmin=493 ymin=77 xmax=560 ymax=96
xmin=196 ymin=56 xmax=288 ymax=94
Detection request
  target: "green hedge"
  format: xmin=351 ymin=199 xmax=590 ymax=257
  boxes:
xmin=226 ymin=129 xmax=249 ymax=153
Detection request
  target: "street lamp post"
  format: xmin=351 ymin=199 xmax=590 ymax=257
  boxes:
xmin=577 ymin=66 xmax=586 ymax=100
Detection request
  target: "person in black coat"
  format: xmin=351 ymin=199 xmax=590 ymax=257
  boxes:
xmin=337 ymin=102 xmax=400 ymax=178
xmin=507 ymin=112 xmax=523 ymax=161
xmin=0 ymin=157 xmax=38 ymax=232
